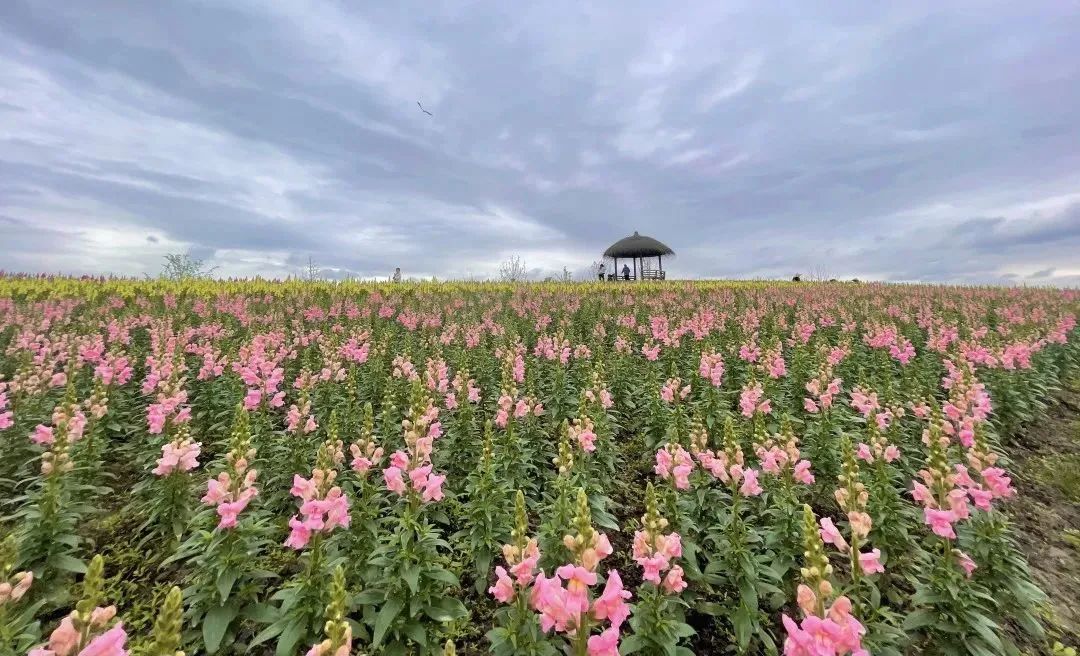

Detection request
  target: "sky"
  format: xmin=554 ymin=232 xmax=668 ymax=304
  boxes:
xmin=1 ymin=2 xmax=1079 ymax=285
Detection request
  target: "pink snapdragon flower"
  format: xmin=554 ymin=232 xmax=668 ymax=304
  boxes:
xmin=587 ymin=627 xmax=620 ymax=656
xmin=285 ymin=469 xmax=351 ymax=549
xmin=151 ymin=437 xmax=201 ymax=476
xmin=698 ymin=351 xmax=724 ymax=386
xmin=923 ymin=508 xmax=957 ymax=539
xmin=782 ymin=595 xmax=868 ymax=656
xmin=819 ymin=518 xmax=848 ymax=552
xmin=489 ymin=566 xmax=515 ymax=603
xmin=739 ymin=468 xmax=764 ymax=496
xmin=858 ymin=549 xmax=884 ymax=575
xmin=793 ymin=460 xmax=815 ymax=484
xmin=955 ymin=549 xmax=977 ymax=577
xmin=655 ymin=443 xmax=694 ymax=490
xmin=662 ymin=565 xmax=687 ymax=593
xmin=202 ymin=455 xmax=259 ymax=530
xmin=592 ymin=570 xmax=631 ymax=628
xmin=739 ymin=382 xmax=771 ymax=417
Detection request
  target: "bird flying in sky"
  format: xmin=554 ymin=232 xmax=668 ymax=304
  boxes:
xmin=417 ymin=101 xmax=433 ymax=116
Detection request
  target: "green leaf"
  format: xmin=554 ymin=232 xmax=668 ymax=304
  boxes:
xmin=216 ymin=569 xmax=239 ymax=603
xmin=620 ymin=634 xmax=645 ymax=654
xmin=354 ymin=589 xmax=384 ymax=605
xmin=733 ymin=604 xmax=752 ymax=650
xmin=427 ymin=567 xmax=459 ymax=587
xmin=671 ymin=622 xmax=696 ymax=638
xmin=242 ymin=603 xmax=279 ymax=624
xmin=695 ymin=601 xmax=725 ymax=617
xmin=203 ymin=604 xmax=239 ymax=654
xmin=403 ymin=565 xmax=420 ymax=593
xmin=250 ymin=622 xmax=285 ymax=649
xmin=403 ymin=620 xmax=427 ymax=647
xmin=276 ymin=618 xmax=308 ymax=656
xmin=425 ymin=598 xmax=468 ymax=622
xmin=902 ymin=609 xmax=937 ymax=632
xmin=372 ymin=597 xmax=404 ymax=647
xmin=48 ymin=554 xmax=87 ymax=574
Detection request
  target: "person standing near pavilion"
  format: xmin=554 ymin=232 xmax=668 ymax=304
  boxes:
xmin=622 ymin=263 xmax=630 ymax=280
xmin=392 ymin=267 xmax=401 ymax=283
xmin=597 ymin=262 xmax=606 ymax=280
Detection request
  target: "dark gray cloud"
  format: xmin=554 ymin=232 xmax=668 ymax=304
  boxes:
xmin=1 ymin=1 xmax=1079 ymax=284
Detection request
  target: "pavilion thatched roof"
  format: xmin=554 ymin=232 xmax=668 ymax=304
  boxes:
xmin=603 ymin=232 xmax=675 ymax=258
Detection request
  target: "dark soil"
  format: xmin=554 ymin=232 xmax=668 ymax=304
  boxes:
xmin=1008 ymin=382 xmax=1080 ymax=643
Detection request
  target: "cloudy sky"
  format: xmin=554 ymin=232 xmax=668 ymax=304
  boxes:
xmin=2 ymin=2 xmax=1079 ymax=284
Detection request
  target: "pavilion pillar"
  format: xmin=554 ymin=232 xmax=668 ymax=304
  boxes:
xmin=658 ymin=254 xmax=663 ymax=272
xmin=633 ymin=258 xmax=637 ymax=280
xmin=614 ymin=257 xmax=618 ymax=280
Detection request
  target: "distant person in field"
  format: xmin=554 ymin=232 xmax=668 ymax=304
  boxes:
xmin=392 ymin=267 xmax=401 ymax=283
xmin=622 ymin=264 xmax=630 ymax=280
xmin=597 ymin=263 xmax=605 ymax=280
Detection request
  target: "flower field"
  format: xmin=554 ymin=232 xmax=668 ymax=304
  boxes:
xmin=1 ymin=278 xmax=1078 ymax=656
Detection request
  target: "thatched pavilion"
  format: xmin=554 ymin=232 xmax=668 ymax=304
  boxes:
xmin=602 ymin=231 xmax=674 ymax=280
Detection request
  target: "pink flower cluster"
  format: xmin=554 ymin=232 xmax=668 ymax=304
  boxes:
xmin=941 ymin=359 xmax=992 ymax=448
xmin=340 ymin=334 xmax=370 ymax=365
xmin=0 ymin=570 xmax=33 ymax=604
xmin=31 ymin=402 xmax=87 ymax=446
xmin=818 ymin=518 xmax=883 ymax=574
xmin=655 ymin=443 xmax=694 ymax=490
xmin=489 ymin=538 xmax=541 ymax=603
xmin=446 ymin=371 xmax=482 ymax=409
xmin=953 ymin=459 xmax=1014 ymax=512
xmin=863 ymin=322 xmax=915 ymax=364
xmin=424 ymin=357 xmax=450 ymax=395
xmin=659 ymin=377 xmax=690 ymax=404
xmin=285 ymin=471 xmax=351 ymax=549
xmin=755 ymin=436 xmax=815 ymax=485
xmin=189 ymin=342 xmax=228 ymax=381
xmin=151 ymin=437 xmax=201 ymax=476
xmin=803 ymin=376 xmax=841 ymax=414
xmin=568 ymin=416 xmax=598 ymax=453
xmin=202 ymin=456 xmax=258 ymax=530
xmin=534 ymin=333 xmax=572 ymax=364
xmin=491 ymin=501 xmax=626 ymax=655
xmin=286 ymin=397 xmax=318 ymax=435
xmin=0 ymin=380 xmax=12 ymax=430
xmin=383 ymin=453 xmax=446 ymax=502
xmin=349 ymin=440 xmax=385 ymax=476
xmin=632 ymin=529 xmax=685 ymax=593
xmin=494 ymin=391 xmax=543 ymax=428
xmin=92 ymin=352 xmax=133 ymax=388
xmin=234 ymin=332 xmax=289 ymax=410
xmin=146 ymin=392 xmax=191 ymax=435
xmin=848 ymin=387 xmax=880 ymax=418
xmin=142 ymin=329 xmax=193 ymax=433
xmin=739 ymin=382 xmax=771 ymax=417
xmin=764 ymin=345 xmax=787 ymax=379
xmin=782 ymin=594 xmax=868 ymax=656
xmin=855 ymin=434 xmax=900 ymax=464
xmin=583 ymin=386 xmax=613 ymax=410
xmin=382 ymin=394 xmax=446 ymax=503
xmin=30 ymin=607 xmax=128 ymax=656
xmin=698 ymin=351 xmax=724 ymax=386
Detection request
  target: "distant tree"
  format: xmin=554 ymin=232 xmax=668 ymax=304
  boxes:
xmin=806 ymin=265 xmax=832 ymax=282
xmin=498 ymin=255 xmax=528 ymax=283
xmin=304 ymin=256 xmax=322 ymax=281
xmin=160 ymin=252 xmax=217 ymax=280
xmin=562 ymin=266 xmax=574 ymax=282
